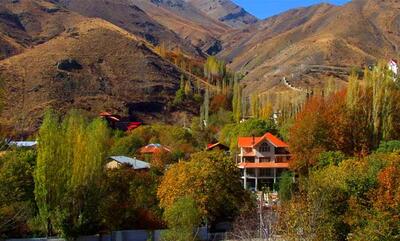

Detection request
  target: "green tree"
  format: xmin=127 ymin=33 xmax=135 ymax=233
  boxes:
xmin=34 ymin=110 xmax=109 ymax=238
xmin=0 ymin=150 xmax=37 ymax=238
xmin=376 ymin=140 xmax=400 ymax=153
xmin=232 ymin=76 xmax=242 ymax=123
xmin=219 ymin=118 xmax=278 ymax=151
xmin=278 ymin=172 xmax=294 ymax=202
xmin=161 ymin=197 xmax=201 ymax=241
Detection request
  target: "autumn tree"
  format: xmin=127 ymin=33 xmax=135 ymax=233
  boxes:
xmin=157 ymin=151 xmax=251 ymax=223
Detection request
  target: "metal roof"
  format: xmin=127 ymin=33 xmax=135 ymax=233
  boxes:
xmin=8 ymin=141 xmax=38 ymax=148
xmin=109 ymin=156 xmax=150 ymax=170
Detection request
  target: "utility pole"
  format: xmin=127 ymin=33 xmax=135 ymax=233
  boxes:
xmin=259 ymin=191 xmax=263 ymax=239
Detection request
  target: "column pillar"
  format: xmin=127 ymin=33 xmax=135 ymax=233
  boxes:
xmin=255 ymin=175 xmax=258 ymax=191
xmin=244 ymin=168 xmax=247 ymax=189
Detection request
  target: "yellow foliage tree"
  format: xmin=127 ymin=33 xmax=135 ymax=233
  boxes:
xmin=157 ymin=151 xmax=251 ymax=221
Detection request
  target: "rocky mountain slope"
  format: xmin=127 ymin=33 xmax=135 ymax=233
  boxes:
xmin=0 ymin=0 xmax=87 ymax=59
xmin=53 ymin=0 xmax=203 ymax=57
xmin=130 ymin=0 xmax=231 ymax=54
xmin=0 ymin=0 xmax=193 ymax=133
xmin=185 ymin=0 xmax=258 ymax=28
xmin=219 ymin=0 xmax=400 ymax=95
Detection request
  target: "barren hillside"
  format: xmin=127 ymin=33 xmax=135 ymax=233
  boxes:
xmin=219 ymin=0 xmax=400 ymax=95
xmin=0 ymin=18 xmax=188 ymax=133
xmin=0 ymin=0 xmax=87 ymax=59
xmin=185 ymin=0 xmax=258 ymax=28
xmin=53 ymin=0 xmax=203 ymax=57
xmin=130 ymin=0 xmax=231 ymax=54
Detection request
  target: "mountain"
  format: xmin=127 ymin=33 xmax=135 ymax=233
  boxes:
xmin=185 ymin=0 xmax=258 ymax=28
xmin=130 ymin=0 xmax=231 ymax=54
xmin=0 ymin=0 xmax=87 ymax=59
xmin=0 ymin=0 xmax=194 ymax=133
xmin=52 ymin=0 xmax=203 ymax=57
xmin=219 ymin=0 xmax=400 ymax=95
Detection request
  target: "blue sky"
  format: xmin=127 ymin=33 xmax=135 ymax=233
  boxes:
xmin=232 ymin=0 xmax=351 ymax=19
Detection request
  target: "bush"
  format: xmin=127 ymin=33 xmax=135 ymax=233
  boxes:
xmin=278 ymin=172 xmax=294 ymax=202
xmin=161 ymin=197 xmax=201 ymax=241
xmin=376 ymin=140 xmax=400 ymax=153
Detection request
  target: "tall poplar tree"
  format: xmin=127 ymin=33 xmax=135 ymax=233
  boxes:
xmin=34 ymin=110 xmax=109 ymax=238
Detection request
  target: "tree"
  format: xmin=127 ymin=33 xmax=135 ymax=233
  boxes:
xmin=34 ymin=110 xmax=109 ymax=238
xmin=0 ymin=150 xmax=37 ymax=238
xmin=100 ymin=167 xmax=162 ymax=231
xmin=350 ymin=157 xmax=400 ymax=241
xmin=278 ymin=172 xmax=294 ymax=202
xmin=232 ymin=76 xmax=242 ymax=123
xmin=219 ymin=118 xmax=278 ymax=152
xmin=173 ymin=75 xmax=186 ymax=105
xmin=376 ymin=140 xmax=400 ymax=153
xmin=109 ymin=133 xmax=144 ymax=156
xmin=157 ymin=151 xmax=251 ymax=222
xmin=161 ymin=197 xmax=201 ymax=241
xmin=203 ymin=88 xmax=210 ymax=127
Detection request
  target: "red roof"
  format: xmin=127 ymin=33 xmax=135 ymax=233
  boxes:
xmin=127 ymin=122 xmax=142 ymax=131
xmin=139 ymin=144 xmax=171 ymax=154
xmin=238 ymin=132 xmax=288 ymax=148
xmin=239 ymin=162 xmax=289 ymax=169
xmin=206 ymin=142 xmax=229 ymax=151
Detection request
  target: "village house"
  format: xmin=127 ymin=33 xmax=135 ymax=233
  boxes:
xmin=7 ymin=140 xmax=38 ymax=149
xmin=206 ymin=142 xmax=229 ymax=152
xmin=237 ymin=132 xmax=291 ymax=191
xmin=106 ymin=156 xmax=150 ymax=170
xmin=100 ymin=112 xmax=142 ymax=132
xmin=139 ymin=143 xmax=171 ymax=155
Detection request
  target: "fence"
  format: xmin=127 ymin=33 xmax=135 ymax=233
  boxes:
xmin=6 ymin=227 xmax=210 ymax=241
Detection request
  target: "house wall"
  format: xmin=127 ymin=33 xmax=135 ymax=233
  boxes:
xmin=239 ymin=140 xmax=290 ymax=191
xmin=106 ymin=161 xmax=120 ymax=169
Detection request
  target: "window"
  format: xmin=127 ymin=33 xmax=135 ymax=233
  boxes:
xmin=259 ymin=157 xmax=271 ymax=163
xmin=259 ymin=142 xmax=271 ymax=153
xmin=259 ymin=168 xmax=274 ymax=177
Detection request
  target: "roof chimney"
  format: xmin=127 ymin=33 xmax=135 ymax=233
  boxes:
xmin=252 ymin=135 xmax=255 ymax=145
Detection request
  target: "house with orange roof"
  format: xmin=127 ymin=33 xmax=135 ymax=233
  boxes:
xmin=139 ymin=143 xmax=171 ymax=155
xmin=238 ymin=132 xmax=291 ymax=191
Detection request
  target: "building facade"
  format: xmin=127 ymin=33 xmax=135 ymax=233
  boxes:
xmin=238 ymin=132 xmax=291 ymax=191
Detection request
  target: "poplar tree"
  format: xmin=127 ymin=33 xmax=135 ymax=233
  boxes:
xmin=232 ymin=76 xmax=242 ymax=123
xmin=204 ymin=88 xmax=210 ymax=127
xmin=34 ymin=110 xmax=109 ymax=238
xmin=34 ymin=110 xmax=64 ymax=236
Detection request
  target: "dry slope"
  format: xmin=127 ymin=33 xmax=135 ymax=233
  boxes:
xmin=219 ymin=0 xmax=400 ymax=95
xmin=53 ymin=0 xmax=203 ymax=57
xmin=0 ymin=18 xmax=186 ymax=132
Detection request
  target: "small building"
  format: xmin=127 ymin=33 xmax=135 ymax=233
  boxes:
xmin=139 ymin=143 xmax=171 ymax=155
xmin=7 ymin=140 xmax=38 ymax=149
xmin=106 ymin=156 xmax=150 ymax=170
xmin=100 ymin=112 xmax=142 ymax=132
xmin=389 ymin=59 xmax=398 ymax=76
xmin=206 ymin=142 xmax=229 ymax=151
xmin=237 ymin=132 xmax=291 ymax=191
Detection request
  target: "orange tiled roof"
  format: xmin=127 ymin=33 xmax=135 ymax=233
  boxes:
xmin=239 ymin=162 xmax=289 ymax=169
xmin=242 ymin=151 xmax=256 ymax=157
xmin=139 ymin=144 xmax=171 ymax=154
xmin=238 ymin=132 xmax=288 ymax=148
